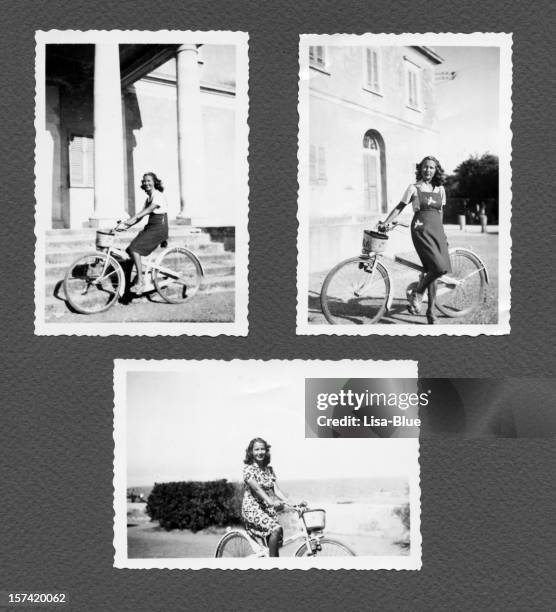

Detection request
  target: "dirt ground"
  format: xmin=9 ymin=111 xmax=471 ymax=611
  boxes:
xmin=309 ymin=230 xmax=500 ymax=325
xmin=46 ymin=290 xmax=235 ymax=323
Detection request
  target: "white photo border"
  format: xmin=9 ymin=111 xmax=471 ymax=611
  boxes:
xmin=113 ymin=359 xmax=422 ymax=570
xmin=34 ymin=30 xmax=249 ymax=336
xmin=297 ymin=32 xmax=512 ymax=336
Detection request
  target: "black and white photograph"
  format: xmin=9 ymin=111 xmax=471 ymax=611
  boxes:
xmin=113 ymin=360 xmax=421 ymax=570
xmin=34 ymin=30 xmax=249 ymax=336
xmin=297 ymin=33 xmax=512 ymax=335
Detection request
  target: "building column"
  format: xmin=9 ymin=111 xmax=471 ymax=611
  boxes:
xmin=89 ymin=42 xmax=127 ymax=227
xmin=176 ymin=44 xmax=205 ymax=224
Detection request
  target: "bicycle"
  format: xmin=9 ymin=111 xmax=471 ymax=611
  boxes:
xmin=63 ymin=223 xmax=204 ymax=314
xmin=320 ymin=221 xmax=489 ymax=325
xmin=214 ymin=504 xmax=355 ymax=558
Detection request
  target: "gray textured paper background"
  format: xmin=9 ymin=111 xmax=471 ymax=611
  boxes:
xmin=1 ymin=0 xmax=555 ymax=610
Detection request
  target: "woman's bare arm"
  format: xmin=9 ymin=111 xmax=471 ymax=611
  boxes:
xmin=245 ymin=477 xmax=275 ymax=506
xmin=272 ymin=482 xmax=289 ymax=503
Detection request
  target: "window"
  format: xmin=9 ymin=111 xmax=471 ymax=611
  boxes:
xmin=404 ymin=60 xmax=421 ymax=110
xmin=309 ymin=46 xmax=327 ymax=71
xmin=309 ymin=144 xmax=327 ymax=185
xmin=68 ymin=135 xmax=94 ymax=187
xmin=362 ymin=130 xmax=386 ymax=213
xmin=364 ymin=47 xmax=381 ymax=93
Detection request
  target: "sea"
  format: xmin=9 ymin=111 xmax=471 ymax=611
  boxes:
xmin=129 ymin=476 xmax=408 ymax=506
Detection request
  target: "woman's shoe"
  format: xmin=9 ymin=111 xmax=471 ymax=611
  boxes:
xmin=407 ymin=288 xmax=423 ymax=315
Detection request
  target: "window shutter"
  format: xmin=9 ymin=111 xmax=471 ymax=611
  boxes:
xmin=318 ymin=146 xmax=326 ymax=183
xmin=372 ymin=50 xmax=379 ymax=90
xmin=69 ymin=135 xmax=94 ymax=187
xmin=309 ymin=144 xmax=317 ymax=183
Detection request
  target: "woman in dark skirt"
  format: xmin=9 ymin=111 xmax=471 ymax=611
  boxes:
xmin=117 ymin=172 xmax=169 ymax=294
xmin=380 ymin=156 xmax=451 ymax=324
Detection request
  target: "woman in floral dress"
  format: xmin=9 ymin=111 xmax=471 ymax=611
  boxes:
xmin=241 ymin=437 xmax=290 ymax=557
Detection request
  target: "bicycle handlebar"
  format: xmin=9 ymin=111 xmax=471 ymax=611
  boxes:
xmin=378 ymin=220 xmax=409 ymax=232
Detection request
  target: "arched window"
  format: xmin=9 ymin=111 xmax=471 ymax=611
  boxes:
xmin=362 ymin=130 xmax=387 ymax=213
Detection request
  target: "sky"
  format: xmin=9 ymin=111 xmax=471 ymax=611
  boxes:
xmin=121 ymin=362 xmax=418 ymax=486
xmin=432 ymin=46 xmax=501 ymax=173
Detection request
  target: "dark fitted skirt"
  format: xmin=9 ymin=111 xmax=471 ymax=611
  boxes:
xmin=411 ymin=210 xmax=452 ymax=275
xmin=127 ymin=213 xmax=168 ymax=256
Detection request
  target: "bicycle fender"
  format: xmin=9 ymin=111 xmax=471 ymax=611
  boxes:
xmin=449 ymin=247 xmax=490 ymax=284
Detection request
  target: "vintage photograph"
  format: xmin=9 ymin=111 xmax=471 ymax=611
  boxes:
xmin=114 ymin=360 xmax=421 ymax=570
xmin=35 ymin=30 xmax=249 ymax=335
xmin=297 ymin=33 xmax=512 ymax=335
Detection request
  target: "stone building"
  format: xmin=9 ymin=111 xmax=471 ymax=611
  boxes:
xmin=307 ymin=45 xmax=443 ymax=270
xmin=43 ymin=42 xmax=237 ymax=230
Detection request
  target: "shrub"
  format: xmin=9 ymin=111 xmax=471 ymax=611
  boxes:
xmin=392 ymin=502 xmax=410 ymax=549
xmin=146 ymin=479 xmax=242 ymax=532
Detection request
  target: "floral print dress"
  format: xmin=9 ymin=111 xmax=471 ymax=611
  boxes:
xmin=241 ymin=463 xmax=281 ymax=538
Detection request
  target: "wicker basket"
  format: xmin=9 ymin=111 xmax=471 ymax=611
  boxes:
xmin=362 ymin=230 xmax=389 ymax=254
xmin=302 ymin=508 xmax=326 ymax=532
xmin=95 ymin=230 xmax=114 ymax=250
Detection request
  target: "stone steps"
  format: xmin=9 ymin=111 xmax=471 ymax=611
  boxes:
xmin=42 ymin=226 xmax=236 ymax=317
xmin=44 ymin=247 xmax=231 ymax=265
xmin=44 ymin=273 xmax=236 ymax=315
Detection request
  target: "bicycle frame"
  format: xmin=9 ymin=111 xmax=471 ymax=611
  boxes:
xmin=94 ymin=231 xmax=202 ymax=294
xmin=361 ymin=224 xmax=489 ymax=310
xmin=227 ymin=507 xmax=326 ymax=558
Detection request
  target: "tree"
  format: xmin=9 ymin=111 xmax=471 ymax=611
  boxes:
xmin=445 ymin=153 xmax=499 ymax=223
xmin=446 ymin=153 xmax=498 ymax=203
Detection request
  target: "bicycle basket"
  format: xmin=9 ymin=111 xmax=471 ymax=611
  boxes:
xmin=302 ymin=509 xmax=326 ymax=532
xmin=362 ymin=230 xmax=388 ymax=254
xmin=95 ymin=230 xmax=114 ymax=250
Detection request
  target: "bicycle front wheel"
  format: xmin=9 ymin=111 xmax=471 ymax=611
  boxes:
xmin=63 ymin=252 xmax=123 ymax=314
xmin=435 ymin=249 xmax=487 ymax=318
xmin=320 ymin=257 xmax=390 ymax=324
xmin=295 ymin=538 xmax=356 ymax=557
xmin=153 ymin=247 xmax=204 ymax=304
xmin=215 ymin=531 xmax=258 ymax=558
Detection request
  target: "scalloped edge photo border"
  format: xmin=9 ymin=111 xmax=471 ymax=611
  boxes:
xmin=34 ymin=30 xmax=249 ymax=336
xmin=296 ymin=32 xmax=512 ymax=336
xmin=113 ymin=359 xmax=421 ymax=570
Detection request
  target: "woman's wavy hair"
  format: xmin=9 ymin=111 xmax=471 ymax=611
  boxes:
xmin=244 ymin=437 xmax=271 ymax=468
xmin=141 ymin=172 xmax=164 ymax=192
xmin=415 ymin=156 xmax=446 ymax=187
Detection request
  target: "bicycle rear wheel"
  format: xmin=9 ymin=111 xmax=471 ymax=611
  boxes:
xmin=215 ymin=531 xmax=258 ymax=558
xmin=435 ymin=249 xmax=487 ymax=318
xmin=295 ymin=538 xmax=356 ymax=557
xmin=63 ymin=252 xmax=123 ymax=314
xmin=153 ymin=247 xmax=203 ymax=304
xmin=320 ymin=257 xmax=390 ymax=324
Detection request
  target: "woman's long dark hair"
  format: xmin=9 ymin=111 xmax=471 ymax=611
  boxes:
xmin=415 ymin=156 xmax=446 ymax=187
xmin=141 ymin=172 xmax=164 ymax=192
xmin=244 ymin=437 xmax=271 ymax=468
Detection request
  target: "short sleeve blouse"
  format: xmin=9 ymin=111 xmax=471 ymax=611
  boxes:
xmin=146 ymin=190 xmax=168 ymax=214
xmin=401 ymin=182 xmax=445 ymax=212
xmin=243 ymin=464 xmax=276 ymax=491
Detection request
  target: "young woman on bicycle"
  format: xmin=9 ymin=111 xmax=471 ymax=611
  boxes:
xmin=241 ymin=438 xmax=290 ymax=557
xmin=117 ymin=172 xmax=169 ymax=294
xmin=380 ymin=156 xmax=451 ymax=324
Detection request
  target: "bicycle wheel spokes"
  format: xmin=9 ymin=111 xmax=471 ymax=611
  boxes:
xmin=153 ymin=248 xmax=203 ymax=304
xmin=63 ymin=253 xmax=122 ymax=314
xmin=320 ymin=258 xmax=390 ymax=324
xmin=435 ymin=250 xmax=486 ymax=317
xmin=215 ymin=531 xmax=257 ymax=558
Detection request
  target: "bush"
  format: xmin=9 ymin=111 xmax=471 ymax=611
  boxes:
xmin=392 ymin=502 xmax=410 ymax=549
xmin=146 ymin=479 xmax=243 ymax=532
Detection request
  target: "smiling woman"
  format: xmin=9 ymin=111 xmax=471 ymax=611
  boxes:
xmin=241 ymin=437 xmax=291 ymax=557
xmin=116 ymin=172 xmax=169 ymax=295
